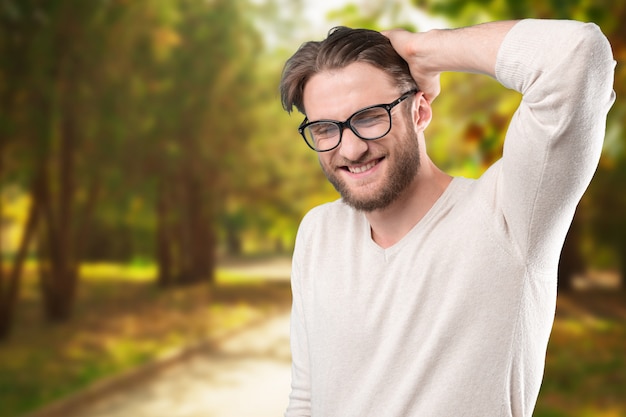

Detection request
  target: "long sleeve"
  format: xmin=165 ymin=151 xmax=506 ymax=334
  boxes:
xmin=493 ymin=19 xmax=616 ymax=270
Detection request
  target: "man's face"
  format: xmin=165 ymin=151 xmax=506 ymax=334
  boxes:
xmin=302 ymin=62 xmax=421 ymax=212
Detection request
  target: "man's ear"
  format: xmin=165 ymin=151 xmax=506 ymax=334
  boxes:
xmin=413 ymin=92 xmax=432 ymax=131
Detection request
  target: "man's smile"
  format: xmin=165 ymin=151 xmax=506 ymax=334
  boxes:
xmin=341 ymin=157 xmax=385 ymax=175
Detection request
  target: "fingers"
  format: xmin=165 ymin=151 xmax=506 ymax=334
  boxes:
xmin=416 ymin=74 xmax=441 ymax=103
xmin=382 ymin=29 xmax=441 ymax=102
xmin=381 ymin=29 xmax=415 ymax=60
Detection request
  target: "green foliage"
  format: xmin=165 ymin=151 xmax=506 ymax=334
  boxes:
xmin=1 ymin=1 xmax=624 ymax=414
xmin=0 ymin=0 xmax=290 ymax=261
xmin=1 ymin=0 xmax=622 ymax=272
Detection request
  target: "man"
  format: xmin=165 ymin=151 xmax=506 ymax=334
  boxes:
xmin=279 ymin=19 xmax=615 ymax=417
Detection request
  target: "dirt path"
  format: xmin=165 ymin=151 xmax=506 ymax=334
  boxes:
xmin=41 ymin=312 xmax=292 ymax=417
xmin=21 ymin=258 xmax=295 ymax=417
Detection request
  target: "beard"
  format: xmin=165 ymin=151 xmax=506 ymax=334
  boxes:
xmin=321 ymin=125 xmax=421 ymax=212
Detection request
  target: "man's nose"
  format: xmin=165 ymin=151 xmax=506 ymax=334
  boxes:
xmin=338 ymin=128 xmax=368 ymax=161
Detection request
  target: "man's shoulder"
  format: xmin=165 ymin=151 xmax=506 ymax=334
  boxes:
xmin=300 ymin=198 xmax=355 ymax=229
xmin=293 ymin=199 xmax=358 ymax=255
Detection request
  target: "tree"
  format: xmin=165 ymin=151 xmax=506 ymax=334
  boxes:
xmin=132 ymin=0 xmax=264 ymax=286
xmin=0 ymin=0 xmax=160 ymax=333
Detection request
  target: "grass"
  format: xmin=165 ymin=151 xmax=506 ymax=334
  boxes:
xmin=0 ymin=262 xmax=292 ymax=417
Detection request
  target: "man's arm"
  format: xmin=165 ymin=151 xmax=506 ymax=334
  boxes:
xmin=384 ymin=20 xmax=517 ymax=102
xmin=386 ymin=20 xmax=615 ymax=268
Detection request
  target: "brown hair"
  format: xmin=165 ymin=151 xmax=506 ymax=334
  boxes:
xmin=280 ymin=26 xmax=418 ymax=115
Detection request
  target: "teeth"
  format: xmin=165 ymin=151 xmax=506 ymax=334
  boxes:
xmin=348 ymin=160 xmax=378 ymax=174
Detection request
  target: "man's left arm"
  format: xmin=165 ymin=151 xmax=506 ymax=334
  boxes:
xmin=493 ymin=19 xmax=616 ymax=264
xmin=384 ymin=20 xmax=517 ymax=102
xmin=386 ymin=20 xmax=616 ymax=264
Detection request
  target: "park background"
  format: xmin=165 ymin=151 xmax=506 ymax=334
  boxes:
xmin=1 ymin=0 xmax=624 ymax=416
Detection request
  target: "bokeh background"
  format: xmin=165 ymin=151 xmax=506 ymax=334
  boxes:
xmin=1 ymin=0 xmax=624 ymax=416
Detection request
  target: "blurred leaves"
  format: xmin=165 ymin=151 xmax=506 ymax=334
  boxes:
xmin=0 ymin=0 xmax=622 ymax=307
xmin=1 ymin=0 xmax=624 ymax=415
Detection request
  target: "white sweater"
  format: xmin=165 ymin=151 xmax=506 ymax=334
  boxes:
xmin=286 ymin=19 xmax=615 ymax=417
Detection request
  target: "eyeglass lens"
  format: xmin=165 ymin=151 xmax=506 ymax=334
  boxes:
xmin=303 ymin=106 xmax=391 ymax=151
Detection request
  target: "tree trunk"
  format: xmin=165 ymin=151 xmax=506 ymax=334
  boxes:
xmin=155 ymin=164 xmax=217 ymax=287
xmin=618 ymin=243 xmax=626 ymax=293
xmin=181 ymin=174 xmax=214 ymax=284
xmin=558 ymin=214 xmax=584 ymax=292
xmin=37 ymin=74 xmax=80 ymax=322
xmin=38 ymin=173 xmax=78 ymax=322
xmin=73 ymin=178 xmax=101 ymax=262
xmin=205 ymin=223 xmax=217 ymax=285
xmin=225 ymin=223 xmax=243 ymax=257
xmin=156 ymin=183 xmax=174 ymax=287
xmin=0 ymin=175 xmax=42 ymax=340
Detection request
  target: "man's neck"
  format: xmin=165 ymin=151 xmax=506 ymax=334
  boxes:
xmin=366 ymin=162 xmax=452 ymax=249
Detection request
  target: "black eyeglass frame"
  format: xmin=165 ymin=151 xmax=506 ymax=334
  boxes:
xmin=298 ymin=89 xmax=418 ymax=152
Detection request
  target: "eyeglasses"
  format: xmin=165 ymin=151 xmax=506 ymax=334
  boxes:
xmin=298 ymin=90 xmax=417 ymax=152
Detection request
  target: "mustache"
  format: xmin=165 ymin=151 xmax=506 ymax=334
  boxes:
xmin=334 ymin=152 xmax=384 ymax=166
